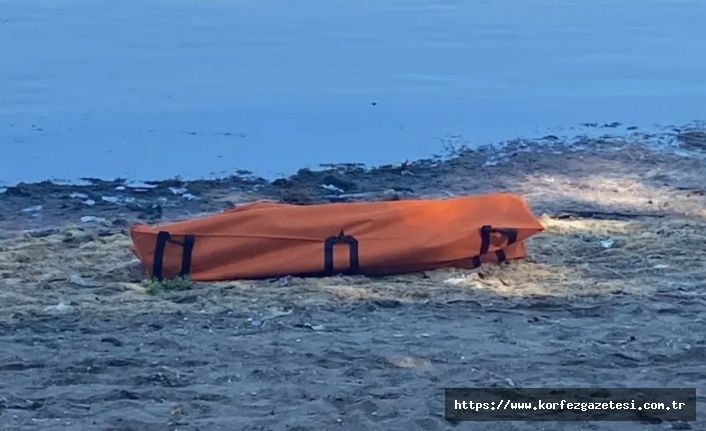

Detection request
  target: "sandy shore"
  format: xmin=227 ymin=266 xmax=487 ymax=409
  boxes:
xmin=1 ymin=128 xmax=705 ymax=430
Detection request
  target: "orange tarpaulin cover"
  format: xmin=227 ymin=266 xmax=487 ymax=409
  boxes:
xmin=129 ymin=193 xmax=544 ymax=281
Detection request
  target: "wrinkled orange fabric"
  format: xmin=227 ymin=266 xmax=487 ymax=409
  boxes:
xmin=129 ymin=193 xmax=544 ymax=281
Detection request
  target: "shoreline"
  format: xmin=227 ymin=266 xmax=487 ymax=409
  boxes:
xmin=2 ymin=121 xmax=704 ymax=189
xmin=1 ymin=126 xmax=705 ymax=236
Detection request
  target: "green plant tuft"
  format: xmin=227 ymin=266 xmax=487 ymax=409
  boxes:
xmin=141 ymin=275 xmax=192 ymax=294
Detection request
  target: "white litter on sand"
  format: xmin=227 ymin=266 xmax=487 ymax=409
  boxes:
xmin=80 ymin=216 xmax=106 ymax=223
xmin=126 ymin=182 xmax=157 ymax=189
xmin=169 ymin=187 xmax=188 ymax=195
xmin=443 ymin=273 xmax=481 ymax=287
xmin=322 ymin=184 xmax=345 ymax=193
xmin=600 ymin=239 xmax=616 ymax=249
xmin=49 ymin=179 xmax=94 ymax=186
xmin=43 ymin=302 xmax=71 ymax=313
xmin=69 ymin=274 xmax=100 ymax=287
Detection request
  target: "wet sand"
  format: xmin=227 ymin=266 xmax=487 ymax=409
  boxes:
xmin=1 ymin=128 xmax=706 ymax=430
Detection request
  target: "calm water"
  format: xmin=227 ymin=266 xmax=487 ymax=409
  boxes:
xmin=2 ymin=0 xmax=705 ymax=185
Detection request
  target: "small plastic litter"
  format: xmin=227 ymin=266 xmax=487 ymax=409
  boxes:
xmin=444 ymin=277 xmax=466 ymax=286
xmin=169 ymin=187 xmax=188 ymax=195
xmin=126 ymin=182 xmax=156 ymax=189
xmin=115 ymin=186 xmax=126 ymax=190
xmin=83 ymin=199 xmax=96 ymax=206
xmin=52 ymin=179 xmax=93 ymax=186
xmin=300 ymin=323 xmax=325 ymax=331
xmin=80 ymin=216 xmax=106 ymax=223
xmin=444 ymin=273 xmax=480 ymax=286
xmin=247 ymin=318 xmax=263 ymax=327
xmin=22 ymin=205 xmax=42 ymax=212
xmin=44 ymin=302 xmax=70 ymax=313
xmin=70 ymin=274 xmax=99 ymax=287
xmin=600 ymin=239 xmax=615 ymax=249
xmin=322 ymin=184 xmax=344 ymax=193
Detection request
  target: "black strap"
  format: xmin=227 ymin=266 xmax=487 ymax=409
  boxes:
xmin=324 ymin=230 xmax=359 ymax=275
xmin=152 ymin=231 xmax=169 ymax=280
xmin=180 ymin=234 xmax=195 ymax=276
xmin=472 ymin=225 xmax=518 ymax=268
xmin=480 ymin=225 xmax=492 ymax=255
xmin=152 ymin=230 xmax=196 ymax=280
xmin=495 ymin=250 xmax=507 ymax=263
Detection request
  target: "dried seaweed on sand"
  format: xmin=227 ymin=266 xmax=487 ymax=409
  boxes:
xmin=1 ymin=213 xmax=703 ymax=319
